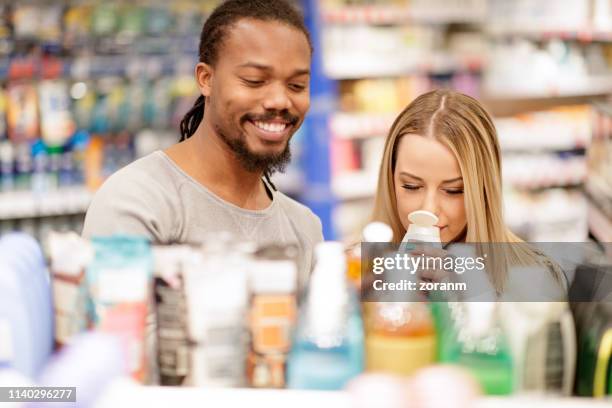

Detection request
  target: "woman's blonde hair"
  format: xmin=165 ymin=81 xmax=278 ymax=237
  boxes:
xmin=371 ymin=89 xmax=558 ymax=291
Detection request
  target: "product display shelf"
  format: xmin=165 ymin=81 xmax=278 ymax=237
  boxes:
xmin=0 ymin=187 xmax=92 ymax=220
xmin=332 ymin=170 xmax=378 ymax=202
xmin=318 ymin=0 xmax=487 ymax=238
xmin=92 ymin=380 xmax=612 ymax=408
xmin=330 ymin=112 xmax=396 ymax=141
xmin=483 ymin=76 xmax=612 ymax=101
xmin=320 ymin=3 xmax=486 ymax=25
xmin=0 ymin=1 xmax=213 ymax=228
xmin=486 ymin=28 xmax=612 ymax=43
xmin=324 ymin=56 xmax=484 ymax=81
xmin=1 ymin=54 xmax=197 ymax=81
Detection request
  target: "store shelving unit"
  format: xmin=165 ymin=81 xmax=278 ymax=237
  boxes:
xmin=315 ymin=0 xmax=488 ymax=239
xmin=93 ymin=379 xmax=612 ymax=407
xmin=320 ymin=2 xmax=487 ymax=25
xmin=312 ymin=0 xmax=612 ymax=241
xmin=0 ymin=188 xmax=92 ymax=220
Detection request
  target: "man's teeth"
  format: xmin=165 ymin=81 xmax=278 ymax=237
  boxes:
xmin=254 ymin=121 xmax=287 ymax=133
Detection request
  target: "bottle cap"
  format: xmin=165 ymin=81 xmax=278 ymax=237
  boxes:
xmin=363 ymin=222 xmax=393 ymax=243
xmin=408 ymin=210 xmax=438 ymax=226
xmin=315 ymin=241 xmax=345 ymax=263
xmin=466 ymin=302 xmax=495 ymax=337
xmin=405 ymin=210 xmax=441 ymax=243
xmin=251 ymin=260 xmax=297 ymax=294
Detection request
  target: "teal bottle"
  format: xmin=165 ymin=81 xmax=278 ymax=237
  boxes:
xmin=287 ymin=242 xmax=364 ymax=390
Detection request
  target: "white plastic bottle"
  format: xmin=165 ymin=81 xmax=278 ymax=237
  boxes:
xmin=500 ymin=300 xmax=576 ymax=396
xmin=400 ymin=210 xmax=441 ymax=251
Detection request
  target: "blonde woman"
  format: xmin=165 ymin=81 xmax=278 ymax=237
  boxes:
xmin=371 ymin=89 xmax=567 ymax=298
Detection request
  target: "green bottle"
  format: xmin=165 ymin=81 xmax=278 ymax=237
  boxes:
xmin=440 ymin=302 xmax=514 ymax=395
xmin=574 ymin=303 xmax=612 ymax=397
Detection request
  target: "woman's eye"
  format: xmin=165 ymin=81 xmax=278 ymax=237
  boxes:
xmin=445 ymin=188 xmax=464 ymax=195
xmin=402 ymin=184 xmax=421 ymax=191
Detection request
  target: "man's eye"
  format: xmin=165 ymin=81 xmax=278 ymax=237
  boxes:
xmin=289 ymin=83 xmax=306 ymax=92
xmin=402 ymin=184 xmax=421 ymax=191
xmin=243 ymin=79 xmax=264 ymax=86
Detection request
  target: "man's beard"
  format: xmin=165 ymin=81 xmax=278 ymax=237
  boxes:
xmin=215 ymin=124 xmax=292 ymax=176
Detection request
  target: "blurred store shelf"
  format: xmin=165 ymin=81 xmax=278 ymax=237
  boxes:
xmin=331 ymin=171 xmax=378 ymax=202
xmin=330 ymin=112 xmax=396 ymax=140
xmin=487 ymin=28 xmax=612 ymax=42
xmin=484 ymin=76 xmax=612 ymax=101
xmin=271 ymin=168 xmax=304 ymax=197
xmin=324 ymin=55 xmax=484 ymax=80
xmin=321 ymin=5 xmax=486 ymax=25
xmin=1 ymin=54 xmax=198 ymax=81
xmin=0 ymin=188 xmax=92 ymax=220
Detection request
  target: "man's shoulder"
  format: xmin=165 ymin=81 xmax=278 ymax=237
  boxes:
xmin=274 ymin=192 xmax=323 ymax=243
xmin=97 ymin=151 xmax=177 ymax=196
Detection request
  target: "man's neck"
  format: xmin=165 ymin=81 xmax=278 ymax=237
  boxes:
xmin=165 ymin=121 xmax=272 ymax=210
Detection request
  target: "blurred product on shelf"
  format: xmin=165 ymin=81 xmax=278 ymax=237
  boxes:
xmin=439 ymin=302 xmax=514 ymax=395
xmin=488 ymin=0 xmax=612 ymax=36
xmin=88 ymin=236 xmax=153 ymax=382
xmin=247 ymin=245 xmax=299 ymax=388
xmin=287 ymin=242 xmax=364 ymax=390
xmin=365 ymin=300 xmax=436 ymax=377
xmin=0 ymin=233 xmax=53 ymax=379
xmin=572 ymin=302 xmax=612 ymax=397
xmin=0 ymin=1 xmax=223 ymax=245
xmin=320 ymin=0 xmax=487 ymax=24
xmin=48 ymin=232 xmax=93 ymax=348
xmin=500 ymin=302 xmax=576 ymax=396
xmin=364 ymin=215 xmax=437 ymax=378
xmin=37 ymin=333 xmax=126 ymax=407
xmin=495 ymin=106 xmax=592 ymax=152
xmin=153 ymin=245 xmax=191 ymax=386
xmin=586 ymin=101 xmax=612 ymax=248
xmin=0 ymin=229 xmax=610 ymax=401
xmin=502 ymin=153 xmax=586 ymax=190
xmin=504 ymin=189 xmax=588 ymax=242
xmin=183 ymin=238 xmax=250 ymax=387
xmin=486 ymin=0 xmax=612 ymax=98
xmin=485 ymin=40 xmax=612 ymax=98
xmin=346 ymin=221 xmax=394 ymax=288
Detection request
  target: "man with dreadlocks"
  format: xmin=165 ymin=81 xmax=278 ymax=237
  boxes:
xmin=83 ymin=0 xmax=323 ymax=282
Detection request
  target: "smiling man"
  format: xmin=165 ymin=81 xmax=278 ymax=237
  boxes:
xmin=83 ymin=0 xmax=323 ymax=280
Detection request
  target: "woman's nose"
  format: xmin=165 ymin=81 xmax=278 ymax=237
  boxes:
xmin=420 ymin=190 xmax=440 ymax=219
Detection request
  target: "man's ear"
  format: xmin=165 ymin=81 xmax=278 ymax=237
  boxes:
xmin=195 ymin=62 xmax=213 ymax=97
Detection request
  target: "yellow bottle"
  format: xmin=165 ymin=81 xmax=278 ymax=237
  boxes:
xmin=365 ymin=302 xmax=436 ymax=376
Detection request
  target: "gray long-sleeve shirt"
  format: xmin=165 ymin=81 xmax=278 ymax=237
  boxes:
xmin=82 ymin=150 xmax=324 ymax=285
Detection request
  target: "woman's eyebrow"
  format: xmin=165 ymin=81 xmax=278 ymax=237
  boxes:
xmin=441 ymin=177 xmax=463 ymax=184
xmin=399 ymin=172 xmax=463 ymax=184
xmin=399 ymin=171 xmax=423 ymax=181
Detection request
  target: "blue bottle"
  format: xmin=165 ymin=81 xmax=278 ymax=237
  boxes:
xmin=287 ymin=242 xmax=364 ymax=390
xmin=0 ymin=233 xmax=53 ymax=378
